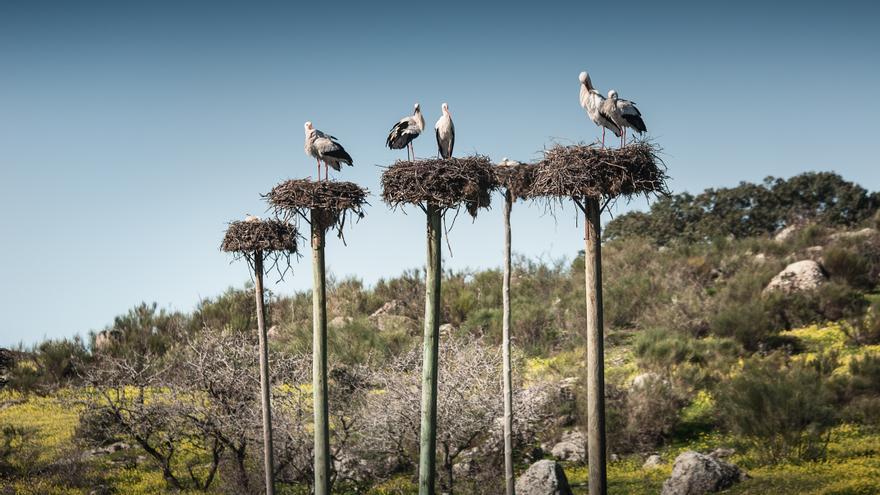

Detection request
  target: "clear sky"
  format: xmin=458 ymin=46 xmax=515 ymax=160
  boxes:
xmin=2 ymin=0 xmax=879 ymax=346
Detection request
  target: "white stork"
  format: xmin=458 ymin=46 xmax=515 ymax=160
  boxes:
xmin=244 ymin=214 xmax=260 ymax=223
xmin=386 ymin=103 xmax=425 ymax=161
xmin=434 ymin=102 xmax=455 ymax=159
xmin=603 ymin=90 xmax=647 ymax=147
xmin=304 ymin=121 xmax=353 ymax=181
xmin=578 ymin=71 xmax=620 ymax=148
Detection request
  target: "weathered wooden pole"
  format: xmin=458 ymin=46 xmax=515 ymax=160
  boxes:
xmin=311 ymin=210 xmax=331 ymax=495
xmin=418 ymin=203 xmax=443 ymax=495
xmin=584 ymin=198 xmax=607 ymax=495
xmin=253 ymin=251 xmax=276 ymax=495
xmin=501 ymin=190 xmax=516 ymax=495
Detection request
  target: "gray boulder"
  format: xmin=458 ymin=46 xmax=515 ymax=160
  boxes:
xmin=764 ymin=260 xmax=827 ymax=294
xmin=550 ymin=429 xmax=586 ymax=462
xmin=661 ymin=451 xmax=744 ymax=495
xmin=773 ymin=224 xmax=799 ymax=242
xmin=643 ymin=454 xmax=663 ymax=469
xmin=515 ymin=460 xmax=573 ymax=495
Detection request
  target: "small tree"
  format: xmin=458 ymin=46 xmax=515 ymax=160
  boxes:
xmin=361 ymin=338 xmax=503 ymax=493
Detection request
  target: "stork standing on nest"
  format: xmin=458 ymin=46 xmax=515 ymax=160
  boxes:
xmin=434 ymin=102 xmax=455 ymax=159
xmin=578 ymin=71 xmax=620 ymax=148
xmin=603 ymin=90 xmax=647 ymax=147
xmin=386 ymin=103 xmax=425 ymax=161
xmin=304 ymin=122 xmax=354 ymax=181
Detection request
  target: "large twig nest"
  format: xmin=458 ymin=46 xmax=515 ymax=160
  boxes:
xmin=532 ymin=142 xmax=667 ymax=201
xmin=221 ymin=219 xmax=298 ymax=253
xmin=381 ymin=156 xmax=497 ymax=217
xmin=264 ymin=179 xmax=368 ymax=235
xmin=493 ymin=160 xmax=538 ymax=200
xmin=221 ymin=219 xmax=299 ymax=277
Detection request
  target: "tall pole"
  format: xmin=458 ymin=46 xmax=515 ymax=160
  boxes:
xmin=501 ymin=190 xmax=516 ymax=495
xmin=418 ymin=203 xmax=443 ymax=495
xmin=311 ymin=210 xmax=331 ymax=495
xmin=584 ymin=198 xmax=607 ymax=495
xmin=253 ymin=252 xmax=276 ymax=495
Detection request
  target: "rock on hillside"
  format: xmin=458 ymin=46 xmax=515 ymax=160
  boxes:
xmin=661 ymin=451 xmax=745 ymax=495
xmin=764 ymin=260 xmax=827 ymax=294
xmin=515 ymin=459 xmax=573 ymax=495
xmin=549 ymin=429 xmax=586 ymax=462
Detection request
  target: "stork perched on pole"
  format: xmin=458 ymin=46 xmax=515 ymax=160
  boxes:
xmin=603 ymin=90 xmax=647 ymax=147
xmin=304 ymin=122 xmax=354 ymax=181
xmin=578 ymin=71 xmax=620 ymax=148
xmin=434 ymin=103 xmax=455 ymax=159
xmin=386 ymin=103 xmax=425 ymax=161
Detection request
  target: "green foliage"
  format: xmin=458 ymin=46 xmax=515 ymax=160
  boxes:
xmin=716 ymin=356 xmax=837 ymax=462
xmin=7 ymin=337 xmax=90 ymax=394
xmin=606 ymin=172 xmax=879 ymax=244
xmin=824 ymin=247 xmax=875 ymax=290
xmin=189 ymin=285 xmax=255 ymax=333
xmin=93 ymin=302 xmax=190 ymax=359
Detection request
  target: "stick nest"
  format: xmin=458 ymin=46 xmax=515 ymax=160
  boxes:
xmin=221 ymin=219 xmax=299 ymax=278
xmin=381 ymin=156 xmax=497 ymax=217
xmin=494 ymin=161 xmax=538 ymax=200
xmin=221 ymin=219 xmax=299 ymax=254
xmin=532 ymin=142 xmax=668 ymax=200
xmin=264 ymin=179 xmax=368 ymax=234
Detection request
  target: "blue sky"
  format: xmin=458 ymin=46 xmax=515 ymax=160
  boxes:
xmin=1 ymin=1 xmax=878 ymax=346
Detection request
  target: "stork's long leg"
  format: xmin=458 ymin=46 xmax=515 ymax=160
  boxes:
xmin=317 ymin=159 xmax=321 ymax=180
xmin=324 ymin=163 xmax=329 ymax=181
xmin=602 ymin=127 xmax=606 ymax=148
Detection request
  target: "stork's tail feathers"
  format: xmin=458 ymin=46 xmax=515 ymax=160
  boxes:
xmin=624 ymin=115 xmax=647 ymax=133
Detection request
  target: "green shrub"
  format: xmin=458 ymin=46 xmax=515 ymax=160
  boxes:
xmin=824 ymin=247 xmax=875 ymax=290
xmin=716 ymin=356 xmax=836 ymax=462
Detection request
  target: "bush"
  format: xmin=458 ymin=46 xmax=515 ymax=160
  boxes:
xmin=823 ymin=247 xmax=875 ymax=290
xmin=6 ymin=337 xmax=90 ymax=394
xmin=716 ymin=356 xmax=836 ymax=462
xmin=844 ymin=300 xmax=880 ymax=345
xmin=622 ymin=374 xmax=684 ymax=450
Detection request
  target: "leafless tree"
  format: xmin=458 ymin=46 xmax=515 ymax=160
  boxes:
xmin=360 ymin=338 xmax=506 ymax=494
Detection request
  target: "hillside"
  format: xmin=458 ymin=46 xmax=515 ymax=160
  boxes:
xmin=2 ymin=172 xmax=880 ymax=494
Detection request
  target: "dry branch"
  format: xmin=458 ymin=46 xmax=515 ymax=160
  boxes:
xmin=381 ymin=156 xmax=497 ymax=218
xmin=264 ymin=179 xmax=368 ymax=235
xmin=532 ymin=141 xmax=668 ymax=201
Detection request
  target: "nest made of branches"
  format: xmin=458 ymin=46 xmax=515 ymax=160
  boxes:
xmin=221 ymin=219 xmax=298 ymax=254
xmin=532 ymin=142 xmax=668 ymax=201
xmin=381 ymin=156 xmax=497 ymax=217
xmin=221 ymin=219 xmax=299 ymax=277
xmin=494 ymin=161 xmax=538 ymax=200
xmin=264 ymin=179 xmax=368 ymax=234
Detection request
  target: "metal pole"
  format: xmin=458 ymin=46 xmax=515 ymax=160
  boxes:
xmin=311 ymin=210 xmax=331 ymax=495
xmin=418 ymin=203 xmax=442 ymax=495
xmin=502 ymin=191 xmax=516 ymax=495
xmin=584 ymin=198 xmax=607 ymax=495
xmin=253 ymin=252 xmax=275 ymax=495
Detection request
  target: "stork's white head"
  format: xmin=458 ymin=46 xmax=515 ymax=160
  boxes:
xmin=413 ymin=103 xmax=421 ymax=113
xmin=608 ymin=90 xmax=618 ymax=99
xmin=578 ymin=71 xmax=588 ymax=84
xmin=441 ymin=102 xmax=450 ymax=116
xmin=304 ymin=121 xmax=314 ymax=133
